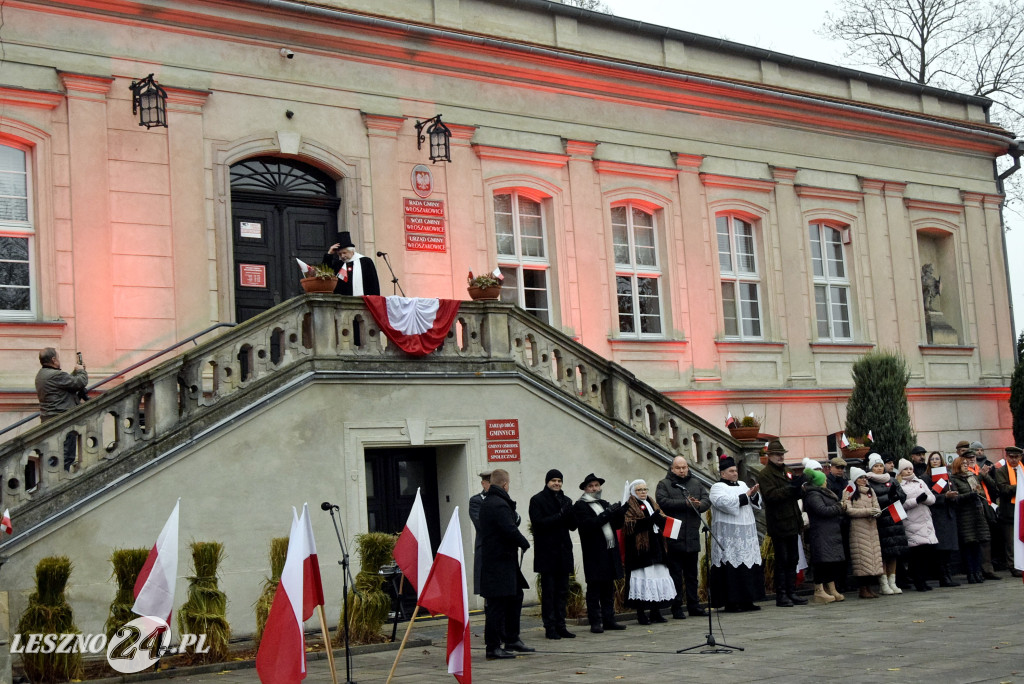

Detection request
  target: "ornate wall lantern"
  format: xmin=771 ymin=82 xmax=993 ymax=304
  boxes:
xmin=129 ymin=74 xmax=168 ymax=129
xmin=414 ymin=114 xmax=452 ymax=163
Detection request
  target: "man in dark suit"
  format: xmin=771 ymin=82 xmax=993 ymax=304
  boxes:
xmin=323 ymin=231 xmax=380 ymax=296
xmin=573 ymin=473 xmax=627 ymax=633
xmin=529 ymin=468 xmax=578 ymax=639
xmin=468 ymin=470 xmax=491 ymax=595
xmin=656 ymin=456 xmax=710 ymax=618
xmin=479 ymin=468 xmax=533 ymax=660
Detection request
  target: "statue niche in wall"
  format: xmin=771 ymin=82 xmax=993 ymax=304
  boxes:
xmin=921 ymin=263 xmax=958 ymax=344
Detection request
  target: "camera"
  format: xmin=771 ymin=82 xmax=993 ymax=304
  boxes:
xmin=280 ymin=48 xmax=294 ymax=59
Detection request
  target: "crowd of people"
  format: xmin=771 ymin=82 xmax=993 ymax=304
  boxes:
xmin=470 ymin=437 xmax=1022 ymax=661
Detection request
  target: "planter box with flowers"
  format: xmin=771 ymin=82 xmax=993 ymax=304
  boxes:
xmin=300 ymin=263 xmax=339 ymax=293
xmin=841 ymin=436 xmax=872 ymax=461
xmin=728 ymin=415 xmax=762 ymax=441
xmin=467 ymin=271 xmax=502 ymax=300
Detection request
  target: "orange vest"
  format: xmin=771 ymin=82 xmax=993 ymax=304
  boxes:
xmin=967 ymin=463 xmax=993 ymax=504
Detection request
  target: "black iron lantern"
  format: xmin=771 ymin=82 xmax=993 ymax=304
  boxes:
xmin=129 ymin=74 xmax=168 ymax=129
xmin=414 ymin=114 xmax=452 ymax=163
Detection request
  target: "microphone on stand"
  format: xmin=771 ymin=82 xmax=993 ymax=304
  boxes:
xmin=376 ymin=251 xmax=386 ymax=257
xmin=321 ymin=501 xmax=339 ymax=511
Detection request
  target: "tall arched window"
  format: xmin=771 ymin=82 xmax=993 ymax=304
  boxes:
xmin=612 ymin=202 xmax=662 ymax=337
xmin=0 ymin=143 xmax=33 ymax=318
xmin=809 ymin=222 xmax=852 ymax=340
xmin=717 ymin=214 xmax=761 ymax=339
xmin=494 ymin=190 xmax=550 ymax=323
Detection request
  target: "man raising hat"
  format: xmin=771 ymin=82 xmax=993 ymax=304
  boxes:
xmin=756 ymin=439 xmax=808 ymax=607
xmin=323 ymin=231 xmax=380 ymax=296
xmin=573 ymin=473 xmax=627 ymax=633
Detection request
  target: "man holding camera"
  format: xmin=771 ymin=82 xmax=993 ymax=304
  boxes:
xmin=35 ymin=347 xmax=88 ymax=471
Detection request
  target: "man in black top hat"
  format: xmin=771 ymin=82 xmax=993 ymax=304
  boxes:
xmin=573 ymin=473 xmax=627 ymax=633
xmin=529 ymin=468 xmax=578 ymax=639
xmin=323 ymin=231 xmax=380 ymax=296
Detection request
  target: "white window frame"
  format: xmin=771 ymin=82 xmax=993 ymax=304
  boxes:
xmin=612 ymin=202 xmax=662 ymax=338
xmin=493 ymin=190 xmax=551 ymax=323
xmin=717 ymin=214 xmax=762 ymax=340
xmin=809 ymin=222 xmax=853 ymax=341
xmin=0 ymin=142 xmax=35 ymax=319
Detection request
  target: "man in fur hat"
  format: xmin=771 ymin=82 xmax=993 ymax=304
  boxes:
xmin=573 ymin=473 xmax=628 ymax=633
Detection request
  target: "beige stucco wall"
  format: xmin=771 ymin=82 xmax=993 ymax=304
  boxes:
xmin=0 ymin=377 xmax=675 ymax=635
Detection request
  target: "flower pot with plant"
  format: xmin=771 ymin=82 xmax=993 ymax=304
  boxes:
xmin=729 ymin=415 xmax=762 ymax=441
xmin=301 ymin=263 xmax=339 ymax=293
xmin=467 ymin=270 xmax=502 ymax=300
xmin=841 ymin=436 xmax=872 ymax=460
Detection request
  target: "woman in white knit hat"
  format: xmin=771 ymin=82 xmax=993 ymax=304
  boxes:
xmin=842 ymin=466 xmax=883 ymax=599
xmin=864 ymin=453 xmax=909 ymax=595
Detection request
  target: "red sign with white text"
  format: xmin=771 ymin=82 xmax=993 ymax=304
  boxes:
xmin=239 ymin=264 xmax=267 ymax=288
xmin=406 ymin=233 xmax=446 ymax=252
xmin=486 ymin=419 xmax=520 ymax=441
xmin=403 ymin=198 xmax=445 ymax=216
xmin=405 ymin=216 xmax=446 ymax=234
xmin=487 ymin=441 xmax=521 ymax=462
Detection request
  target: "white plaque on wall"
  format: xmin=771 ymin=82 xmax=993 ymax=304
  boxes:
xmin=240 ymin=222 xmax=262 ymax=239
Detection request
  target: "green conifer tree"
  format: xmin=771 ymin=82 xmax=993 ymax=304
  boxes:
xmin=844 ymin=350 xmax=915 ymax=457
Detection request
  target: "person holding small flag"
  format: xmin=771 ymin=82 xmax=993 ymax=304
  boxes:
xmin=622 ymin=479 xmax=676 ymax=624
xmin=529 ymin=469 xmax=579 ymax=640
xmin=993 ymin=445 xmax=1023 ymax=578
xmin=842 ymin=466 xmax=884 ymax=598
xmin=802 ymin=467 xmax=845 ymax=603
xmin=573 ymin=473 xmax=628 ymax=633
xmin=656 ymin=456 xmax=710 ymax=619
xmin=865 ymin=453 xmax=909 ymax=596
xmin=926 ymin=450 xmax=961 ymax=587
xmin=709 ymin=455 xmax=764 ymax=612
xmin=949 ymin=454 xmax=991 ymax=584
xmin=896 ymin=459 xmax=938 ymax=591
xmin=756 ymin=439 xmax=808 ymax=607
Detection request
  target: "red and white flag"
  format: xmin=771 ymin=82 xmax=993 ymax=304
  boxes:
xmin=1 ymin=508 xmax=11 ymax=535
xmin=661 ymin=516 xmax=682 ymax=540
xmin=840 ymin=433 xmax=850 ymax=449
xmin=887 ymin=501 xmax=907 ymax=523
xmin=418 ymin=508 xmax=471 ymax=684
xmin=132 ymin=499 xmax=180 ymax=624
xmin=725 ymin=412 xmax=736 ymax=429
xmin=491 ymin=267 xmax=504 ymax=281
xmin=930 ymin=466 xmax=947 ymax=482
xmin=393 ymin=488 xmax=434 ymax=593
xmin=932 ymin=477 xmax=948 ymax=494
xmin=1013 ymin=463 xmax=1024 ymax=572
xmin=295 ymin=258 xmax=313 ymax=276
xmin=867 ymin=430 xmax=874 ymax=442
xmin=363 ymin=295 xmax=461 ymax=357
xmin=844 ymin=483 xmax=855 ymax=496
xmin=257 ymin=504 xmax=324 ymax=684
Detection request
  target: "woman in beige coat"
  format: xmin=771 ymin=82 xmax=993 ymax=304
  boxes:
xmin=842 ymin=467 xmax=883 ymax=599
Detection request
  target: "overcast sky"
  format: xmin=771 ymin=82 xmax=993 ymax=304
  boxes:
xmin=602 ymin=0 xmax=1024 ymax=340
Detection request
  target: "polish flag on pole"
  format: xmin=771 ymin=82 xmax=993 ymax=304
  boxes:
xmin=930 ymin=466 xmax=948 ymax=482
xmin=867 ymin=430 xmax=874 ymax=442
xmin=417 ymin=508 xmax=471 ymax=684
xmin=491 ymin=267 xmax=504 ymax=281
xmin=840 ymin=433 xmax=850 ymax=449
xmin=725 ymin=412 xmax=737 ymax=429
xmin=132 ymin=499 xmax=180 ymax=624
xmin=295 ymin=258 xmax=313 ymax=276
xmin=887 ymin=501 xmax=907 ymax=523
xmin=932 ymin=477 xmax=948 ymax=494
xmin=257 ymin=504 xmax=325 ymax=684
xmin=393 ymin=488 xmax=433 ymax=593
xmin=1 ymin=508 xmax=11 ymax=535
xmin=844 ymin=483 xmax=855 ymax=496
xmin=660 ymin=516 xmax=682 ymax=540
xmin=1013 ymin=463 xmax=1024 ymax=573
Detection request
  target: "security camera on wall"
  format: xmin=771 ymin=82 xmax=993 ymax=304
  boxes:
xmin=280 ymin=48 xmax=295 ymax=59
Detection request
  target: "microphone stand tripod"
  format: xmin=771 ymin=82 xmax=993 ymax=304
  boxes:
xmin=376 ymin=252 xmax=405 ymax=296
xmin=677 ymin=493 xmax=744 ymax=654
xmin=325 ymin=505 xmax=359 ymax=683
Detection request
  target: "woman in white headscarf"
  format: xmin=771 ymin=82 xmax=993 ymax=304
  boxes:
xmin=709 ymin=456 xmax=765 ymax=612
xmin=622 ymin=479 xmax=676 ymax=624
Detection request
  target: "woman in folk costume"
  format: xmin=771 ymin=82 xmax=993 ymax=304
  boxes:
xmin=622 ymin=479 xmax=676 ymax=624
xmin=323 ymin=231 xmax=381 ymax=296
xmin=708 ymin=455 xmax=765 ymax=612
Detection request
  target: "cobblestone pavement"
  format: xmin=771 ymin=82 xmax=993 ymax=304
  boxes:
xmin=110 ymin=577 xmax=1024 ymax=684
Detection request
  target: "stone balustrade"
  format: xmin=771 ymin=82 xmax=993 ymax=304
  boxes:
xmin=0 ymin=295 xmax=750 ymax=518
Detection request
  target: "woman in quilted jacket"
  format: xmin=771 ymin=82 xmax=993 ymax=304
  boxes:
xmin=842 ymin=467 xmax=883 ymax=599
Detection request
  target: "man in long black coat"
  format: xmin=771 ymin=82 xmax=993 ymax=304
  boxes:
xmin=756 ymin=439 xmax=808 ymax=607
xmin=655 ymin=456 xmax=710 ymax=618
xmin=529 ymin=468 xmax=578 ymax=639
xmin=479 ymin=468 xmax=533 ymax=660
xmin=322 ymin=231 xmax=380 ymax=296
xmin=469 ymin=470 xmax=491 ymax=595
xmin=573 ymin=473 xmax=627 ymax=633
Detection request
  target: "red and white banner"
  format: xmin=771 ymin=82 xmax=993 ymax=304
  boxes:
xmin=1 ymin=508 xmax=11 ymax=535
xmin=887 ymin=501 xmax=907 ymax=523
xmin=393 ymin=488 xmax=434 ymax=593
xmin=661 ymin=516 xmax=682 ymax=540
xmin=1014 ymin=464 xmax=1024 ymax=572
xmin=418 ymin=508 xmax=471 ymax=684
xmin=257 ymin=504 xmax=325 ymax=684
xmin=363 ymin=295 xmax=460 ymax=357
xmin=132 ymin=499 xmax=180 ymax=625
